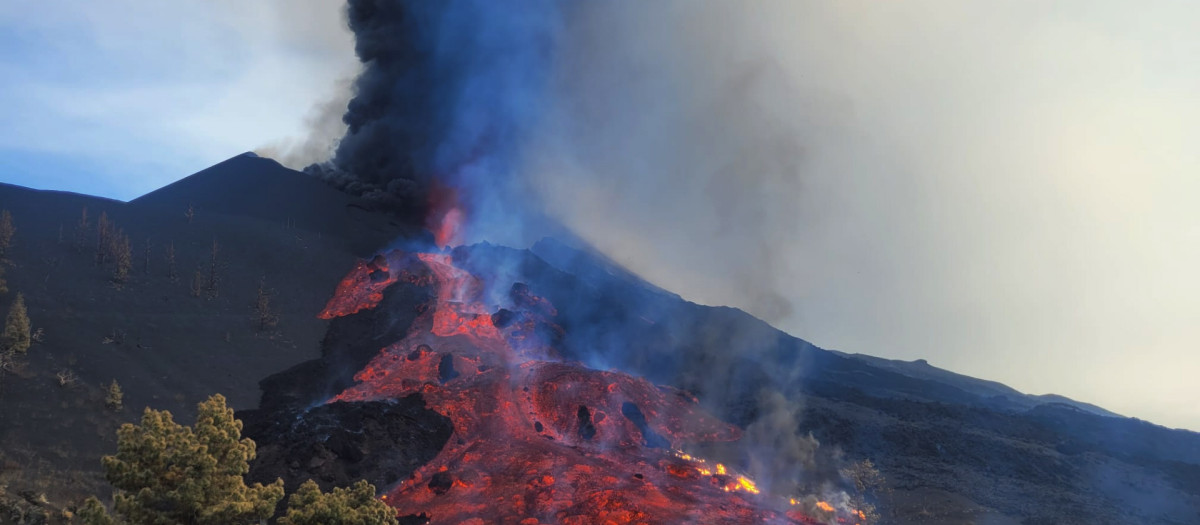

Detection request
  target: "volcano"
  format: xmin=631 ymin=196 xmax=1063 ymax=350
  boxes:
xmin=5 ymin=155 xmax=1200 ymax=524
xmin=267 ymin=247 xmax=860 ymax=524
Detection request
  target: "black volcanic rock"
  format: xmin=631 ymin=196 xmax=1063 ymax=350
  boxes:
xmin=255 ymin=276 xmax=433 ymax=412
xmin=241 ymin=396 xmax=452 ymax=494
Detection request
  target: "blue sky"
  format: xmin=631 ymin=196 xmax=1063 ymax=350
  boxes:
xmin=0 ymin=0 xmax=356 ymax=200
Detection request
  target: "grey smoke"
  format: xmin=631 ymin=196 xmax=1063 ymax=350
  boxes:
xmin=293 ymin=0 xmax=1200 ymax=434
xmin=256 ymin=76 xmax=355 ymax=170
xmin=517 ymin=1 xmax=1200 ymax=433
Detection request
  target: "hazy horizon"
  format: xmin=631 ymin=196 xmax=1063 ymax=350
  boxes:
xmin=1 ymin=1 xmax=1197 ymax=432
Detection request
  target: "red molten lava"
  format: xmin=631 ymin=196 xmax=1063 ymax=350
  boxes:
xmin=426 ymin=184 xmax=464 ymax=248
xmin=318 ymin=253 xmax=403 ymax=319
xmin=321 ymin=250 xmax=836 ymax=524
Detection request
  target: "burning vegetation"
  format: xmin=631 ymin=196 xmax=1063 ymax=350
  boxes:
xmin=317 ymin=226 xmax=869 ymax=524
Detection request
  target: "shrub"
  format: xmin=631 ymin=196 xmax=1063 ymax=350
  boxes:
xmin=77 ymin=497 xmax=114 ymax=525
xmin=105 ymin=380 xmax=123 ymax=409
xmin=279 ymin=479 xmax=399 ymax=525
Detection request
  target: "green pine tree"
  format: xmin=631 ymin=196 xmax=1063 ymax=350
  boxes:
xmin=93 ymin=394 xmax=284 ymax=525
xmin=2 ymin=292 xmax=31 ymax=354
xmin=279 ymin=479 xmax=398 ymax=525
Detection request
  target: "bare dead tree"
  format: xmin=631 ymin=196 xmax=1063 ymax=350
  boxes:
xmin=191 ymin=268 xmax=203 ymax=298
xmin=0 ymin=210 xmax=15 ymax=259
xmin=252 ymin=277 xmax=279 ymax=331
xmin=205 ymin=239 xmax=220 ymax=298
xmin=112 ymin=231 xmax=132 ymax=285
xmin=56 ymin=369 xmax=77 ymax=387
xmin=73 ymin=206 xmax=90 ymax=252
xmin=95 ymin=212 xmax=112 ymax=265
xmin=165 ymin=241 xmax=177 ymax=282
xmin=142 ymin=238 xmax=152 ymax=275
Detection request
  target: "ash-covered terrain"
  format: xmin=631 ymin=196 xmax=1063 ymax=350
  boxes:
xmin=1 ymin=156 xmax=1198 ymax=524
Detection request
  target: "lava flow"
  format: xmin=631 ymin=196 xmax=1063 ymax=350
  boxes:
xmin=320 ymin=246 xmax=857 ymax=524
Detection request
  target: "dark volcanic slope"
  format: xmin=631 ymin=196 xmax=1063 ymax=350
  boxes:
xmin=833 ymin=352 xmax=1124 ymax=418
xmin=243 ymin=239 xmax=1199 ymax=525
xmin=130 ymin=152 xmax=412 ymax=256
xmin=3 ymin=155 xmax=1199 ymax=524
xmin=0 ymin=156 xmax=406 ymax=508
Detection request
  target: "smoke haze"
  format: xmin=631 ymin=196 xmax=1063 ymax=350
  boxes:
xmin=307 ymin=1 xmax=1200 ymax=432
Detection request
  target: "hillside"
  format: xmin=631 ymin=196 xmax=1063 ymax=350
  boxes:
xmin=130 ymin=152 xmax=408 ymax=256
xmin=0 ymin=156 xmax=407 ymax=511
xmin=832 ymin=352 xmax=1123 ymax=418
xmin=0 ymin=155 xmax=1197 ymax=524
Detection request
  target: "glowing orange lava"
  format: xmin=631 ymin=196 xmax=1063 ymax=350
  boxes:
xmin=318 ymin=253 xmax=402 ymax=319
xmin=320 ymin=250 xmax=842 ymax=524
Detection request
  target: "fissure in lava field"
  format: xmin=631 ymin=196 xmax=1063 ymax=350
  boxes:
xmin=316 ymin=248 xmax=858 ymax=525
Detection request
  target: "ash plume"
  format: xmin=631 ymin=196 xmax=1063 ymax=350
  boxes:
xmin=312 ymin=1 xmax=809 ymax=319
xmin=308 ymin=0 xmax=562 ymax=230
xmin=307 ymin=0 xmax=870 ymax=501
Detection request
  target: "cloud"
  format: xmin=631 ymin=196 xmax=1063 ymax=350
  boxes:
xmin=0 ymin=0 xmax=356 ymax=200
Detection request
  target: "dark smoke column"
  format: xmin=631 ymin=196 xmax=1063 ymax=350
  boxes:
xmin=311 ymin=0 xmax=564 ymax=228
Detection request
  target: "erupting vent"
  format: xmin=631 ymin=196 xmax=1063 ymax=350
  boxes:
xmin=319 ymin=248 xmax=861 ymax=524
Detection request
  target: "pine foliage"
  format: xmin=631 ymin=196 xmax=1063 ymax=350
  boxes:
xmin=278 ymin=480 xmax=398 ymax=525
xmin=97 ymin=394 xmax=284 ymax=525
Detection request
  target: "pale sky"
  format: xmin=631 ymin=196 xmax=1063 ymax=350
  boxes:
xmin=0 ymin=0 xmax=355 ymax=199
xmin=1 ymin=2 xmax=1197 ymax=431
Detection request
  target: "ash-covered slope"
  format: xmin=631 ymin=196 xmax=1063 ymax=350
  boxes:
xmin=130 ymin=152 xmax=411 ymax=255
xmin=2 ymin=154 xmax=1197 ymax=524
xmin=245 ymin=240 xmax=1200 ymax=525
xmin=832 ymin=352 xmax=1123 ymax=418
xmin=0 ymin=155 xmax=407 ymax=512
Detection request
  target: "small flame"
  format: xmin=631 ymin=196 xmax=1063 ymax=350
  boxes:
xmin=735 ymin=476 xmax=759 ymax=495
xmin=671 ymin=451 xmax=766 ymax=497
xmin=816 ymin=501 xmax=834 ymax=513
